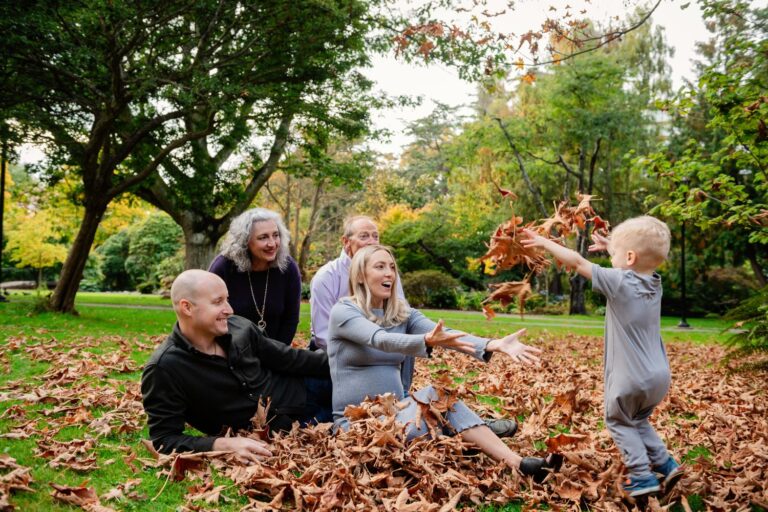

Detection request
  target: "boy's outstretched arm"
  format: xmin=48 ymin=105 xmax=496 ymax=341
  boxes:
xmin=521 ymin=229 xmax=593 ymax=280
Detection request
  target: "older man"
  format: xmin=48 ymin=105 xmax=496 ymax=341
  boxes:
xmin=309 ymin=216 xmax=406 ymax=351
xmin=309 ymin=216 xmax=518 ymax=437
xmin=141 ymin=270 xmax=330 ymax=462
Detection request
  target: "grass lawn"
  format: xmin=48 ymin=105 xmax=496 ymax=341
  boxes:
xmin=4 ymin=290 xmax=733 ymax=343
xmin=0 ymin=293 xmax=743 ymax=510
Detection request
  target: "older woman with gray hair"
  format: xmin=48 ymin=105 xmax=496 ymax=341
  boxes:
xmin=209 ymin=208 xmax=301 ymax=345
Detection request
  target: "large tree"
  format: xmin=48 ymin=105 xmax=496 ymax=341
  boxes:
xmin=1 ymin=1 xmax=292 ymax=311
xmin=1 ymin=0 xmax=386 ymax=311
xmin=641 ymin=0 xmax=767 ymax=286
xmin=132 ymin=0 xmax=379 ymax=270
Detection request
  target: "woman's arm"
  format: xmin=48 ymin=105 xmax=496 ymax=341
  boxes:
xmin=330 ymin=302 xmax=429 ymax=356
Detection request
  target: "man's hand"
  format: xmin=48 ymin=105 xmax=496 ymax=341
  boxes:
xmin=424 ymin=320 xmax=474 ymax=354
xmin=213 ymin=436 xmax=272 ymax=464
xmin=588 ymin=233 xmax=610 ymax=253
xmin=486 ymin=328 xmax=541 ymax=365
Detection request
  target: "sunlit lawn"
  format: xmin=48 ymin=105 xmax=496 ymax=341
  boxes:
xmin=3 ymin=290 xmax=732 ymax=344
xmin=0 ymin=293 xmax=734 ymax=510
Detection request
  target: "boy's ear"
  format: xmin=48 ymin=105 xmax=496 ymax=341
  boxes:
xmin=626 ymin=250 xmax=638 ymax=266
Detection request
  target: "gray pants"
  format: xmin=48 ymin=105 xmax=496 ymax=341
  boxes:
xmin=605 ymin=375 xmax=671 ymax=478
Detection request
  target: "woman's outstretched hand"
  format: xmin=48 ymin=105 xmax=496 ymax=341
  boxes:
xmin=424 ymin=320 xmax=474 ymax=354
xmin=486 ymin=328 xmax=541 ymax=365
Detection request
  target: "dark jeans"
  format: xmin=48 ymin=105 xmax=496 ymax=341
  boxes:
xmin=301 ymin=376 xmax=333 ymax=425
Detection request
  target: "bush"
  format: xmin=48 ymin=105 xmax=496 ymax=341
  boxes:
xmin=402 ymin=270 xmax=460 ymax=309
xmin=723 ymin=285 xmax=768 ymax=372
xmin=301 ymin=282 xmax=311 ymax=301
xmin=124 ymin=213 xmax=182 ymax=293
xmin=155 ymin=251 xmax=185 ymax=292
xmin=661 ymin=265 xmax=758 ymax=316
xmin=455 ymin=290 xmax=486 ymax=311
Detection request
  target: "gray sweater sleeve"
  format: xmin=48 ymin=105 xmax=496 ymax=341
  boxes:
xmin=330 ymin=301 xmax=429 ymax=357
xmin=405 ymin=309 xmax=492 ymax=362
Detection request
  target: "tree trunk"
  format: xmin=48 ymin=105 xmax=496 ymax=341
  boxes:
xmin=746 ymin=243 xmax=767 ymax=287
xmin=49 ymin=203 xmax=107 ymax=313
xmin=298 ymin=180 xmax=325 ymax=280
xmin=569 ymin=273 xmax=588 ymax=314
xmin=184 ymin=231 xmax=219 ymax=270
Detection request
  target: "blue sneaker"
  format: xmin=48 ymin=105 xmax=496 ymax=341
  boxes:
xmin=622 ymin=475 xmax=661 ymax=497
xmin=654 ymin=457 xmax=683 ymax=494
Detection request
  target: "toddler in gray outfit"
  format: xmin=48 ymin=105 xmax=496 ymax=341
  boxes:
xmin=523 ymin=216 xmax=684 ymax=498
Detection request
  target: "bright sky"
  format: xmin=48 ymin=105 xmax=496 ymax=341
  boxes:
xmin=18 ymin=0 xmax=711 ymax=165
xmin=364 ymin=0 xmax=712 ymax=156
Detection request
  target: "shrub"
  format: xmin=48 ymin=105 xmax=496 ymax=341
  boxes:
xmin=455 ymin=290 xmax=486 ymax=311
xmin=723 ymin=285 xmax=768 ymax=372
xmin=402 ymin=270 xmax=460 ymax=309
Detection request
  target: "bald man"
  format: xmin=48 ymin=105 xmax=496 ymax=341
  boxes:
xmin=141 ymin=270 xmax=330 ymax=462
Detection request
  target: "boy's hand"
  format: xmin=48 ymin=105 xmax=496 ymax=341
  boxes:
xmin=520 ymin=229 xmax=547 ymax=249
xmin=588 ymin=233 xmax=609 ymax=253
xmin=486 ymin=328 xmax=541 ymax=365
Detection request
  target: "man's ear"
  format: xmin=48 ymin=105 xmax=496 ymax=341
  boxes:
xmin=178 ymin=298 xmax=194 ymax=317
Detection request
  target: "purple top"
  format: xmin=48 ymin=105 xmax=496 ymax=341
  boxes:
xmin=309 ymin=249 xmax=407 ymax=351
xmin=208 ymin=254 xmax=301 ymax=345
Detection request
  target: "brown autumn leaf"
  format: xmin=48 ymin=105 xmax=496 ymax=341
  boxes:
xmin=482 ymin=304 xmax=496 ymax=320
xmin=493 ymin=181 xmax=518 ymax=200
xmin=485 ymin=280 xmax=532 ymax=317
xmin=545 ymin=433 xmax=588 ymax=453
xmin=50 ymin=482 xmax=102 ymax=508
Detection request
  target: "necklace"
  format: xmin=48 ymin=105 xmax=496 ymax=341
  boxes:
xmin=247 ymin=267 xmax=269 ymax=332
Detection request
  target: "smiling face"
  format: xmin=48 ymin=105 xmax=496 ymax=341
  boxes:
xmin=363 ymin=249 xmax=396 ymax=308
xmin=248 ymin=220 xmax=280 ymax=270
xmin=343 ymin=218 xmax=380 ymax=257
xmin=186 ymin=273 xmax=234 ymax=339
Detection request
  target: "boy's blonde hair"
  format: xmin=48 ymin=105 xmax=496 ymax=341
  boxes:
xmin=347 ymin=245 xmax=409 ymax=327
xmin=609 ymin=216 xmax=671 ymax=268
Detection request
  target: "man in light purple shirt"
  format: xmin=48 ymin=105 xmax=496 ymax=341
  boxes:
xmin=310 ymin=216 xmax=406 ymax=351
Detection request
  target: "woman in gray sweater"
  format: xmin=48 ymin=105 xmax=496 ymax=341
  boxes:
xmin=327 ymin=245 xmax=562 ymax=483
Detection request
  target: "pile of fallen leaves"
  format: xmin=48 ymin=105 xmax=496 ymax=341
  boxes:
xmin=479 ymin=193 xmax=609 ymax=317
xmin=1 ymin=331 xmax=766 ymax=511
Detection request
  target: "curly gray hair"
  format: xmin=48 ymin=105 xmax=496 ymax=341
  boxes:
xmin=219 ymin=208 xmax=291 ymax=272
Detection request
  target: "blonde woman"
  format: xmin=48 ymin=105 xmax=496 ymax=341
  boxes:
xmin=327 ymin=245 xmax=562 ymax=482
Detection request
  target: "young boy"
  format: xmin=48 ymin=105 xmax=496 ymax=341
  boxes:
xmin=521 ymin=216 xmax=683 ymax=498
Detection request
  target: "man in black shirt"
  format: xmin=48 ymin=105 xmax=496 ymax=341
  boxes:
xmin=141 ymin=269 xmax=330 ymax=463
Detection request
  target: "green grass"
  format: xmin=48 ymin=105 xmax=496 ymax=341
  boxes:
xmin=0 ymin=293 xmax=735 ymax=510
xmin=419 ymin=308 xmax=732 ymax=344
xmin=4 ymin=291 xmax=732 ymax=343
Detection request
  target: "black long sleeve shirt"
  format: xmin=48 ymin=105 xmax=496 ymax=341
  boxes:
xmin=141 ymin=315 xmax=329 ymax=454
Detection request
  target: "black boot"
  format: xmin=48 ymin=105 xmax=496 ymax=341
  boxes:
xmin=518 ymin=454 xmax=564 ymax=484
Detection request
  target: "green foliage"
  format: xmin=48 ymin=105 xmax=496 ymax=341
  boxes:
xmin=639 ymin=0 xmax=767 ymax=284
xmin=97 ymin=230 xmax=134 ymax=291
xmin=402 ymin=270 xmax=460 ymax=309
xmin=124 ymin=214 xmax=182 ymax=293
xmin=78 ymin=254 xmax=104 ymax=292
xmin=723 ymin=285 xmax=768 ymax=372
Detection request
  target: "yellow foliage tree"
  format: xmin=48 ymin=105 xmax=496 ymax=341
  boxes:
xmin=6 ymin=209 xmax=69 ymax=287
